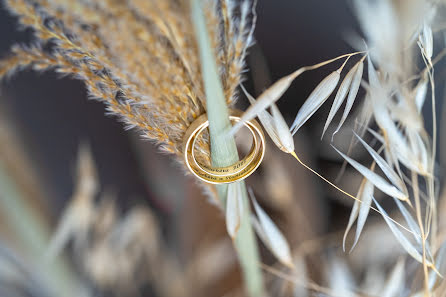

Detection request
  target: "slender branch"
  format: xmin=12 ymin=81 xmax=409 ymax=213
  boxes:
xmin=0 ymin=161 xmax=81 ymax=297
xmin=191 ymin=1 xmax=264 ymax=295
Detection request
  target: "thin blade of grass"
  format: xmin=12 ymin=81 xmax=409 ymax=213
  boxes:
xmin=241 ymin=84 xmax=294 ymax=153
xmin=0 ymin=157 xmax=82 ymax=296
xmin=322 ymin=62 xmax=357 ymax=139
xmin=366 ymin=127 xmax=385 ymax=144
xmin=343 ymin=179 xmax=365 ymax=252
xmin=354 ymin=132 xmax=407 ymax=195
xmin=271 ymin=103 xmax=294 ymax=153
xmin=365 ymin=58 xmax=421 ymax=174
xmin=373 ymin=198 xmax=429 ymax=265
xmin=351 ymin=180 xmax=374 ymax=251
xmin=367 ymin=128 xmax=418 ymax=176
xmin=230 ymin=72 xmax=297 ymax=135
xmin=415 ymin=75 xmax=428 ymax=112
xmin=241 ymin=84 xmax=284 ymax=151
xmin=410 ymin=131 xmax=430 ymax=173
xmin=231 ymin=52 xmax=365 ymax=136
xmin=411 ymin=240 xmax=446 ymax=297
xmin=332 ymin=145 xmax=408 ymax=201
xmin=191 ymin=1 xmax=263 ymax=295
xmin=291 ymin=70 xmax=341 ymax=135
xmin=356 ymin=94 xmax=374 ymax=140
xmin=333 ymin=59 xmax=364 ymax=138
xmin=367 ymin=54 xmax=380 ymax=88
xmin=191 ymin=0 xmax=237 ymax=167
xmin=226 ymin=183 xmax=241 ymax=239
xmin=419 ymin=22 xmax=433 ymax=61
xmin=394 ymin=198 xmax=422 ymax=242
xmin=430 ymin=240 xmax=446 ymax=288
xmin=393 ymin=198 xmax=433 ymax=261
xmin=249 ymin=188 xmax=293 ymax=268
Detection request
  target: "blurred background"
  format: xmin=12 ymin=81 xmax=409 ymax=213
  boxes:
xmin=0 ymin=0 xmax=444 ymax=296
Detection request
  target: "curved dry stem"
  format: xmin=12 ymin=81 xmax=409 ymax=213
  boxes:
xmin=290 ymin=152 xmax=420 ymax=239
xmin=289 ymin=51 xmax=367 ymax=80
xmin=260 ymin=263 xmax=371 ymax=297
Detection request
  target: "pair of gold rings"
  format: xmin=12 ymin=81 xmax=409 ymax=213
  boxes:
xmin=182 ymin=110 xmax=265 ymax=184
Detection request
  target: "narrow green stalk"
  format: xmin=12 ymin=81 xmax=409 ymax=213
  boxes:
xmin=0 ymin=161 xmax=81 ymax=297
xmin=191 ymin=0 xmax=264 ymax=295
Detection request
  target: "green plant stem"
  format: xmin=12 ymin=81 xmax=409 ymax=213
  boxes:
xmin=0 ymin=160 xmax=81 ymax=297
xmin=191 ymin=0 xmax=264 ymax=295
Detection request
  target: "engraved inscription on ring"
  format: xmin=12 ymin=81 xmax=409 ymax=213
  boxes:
xmin=183 ymin=111 xmax=265 ymax=184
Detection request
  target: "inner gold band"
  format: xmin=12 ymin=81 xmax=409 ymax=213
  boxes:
xmin=182 ymin=110 xmax=265 ymax=184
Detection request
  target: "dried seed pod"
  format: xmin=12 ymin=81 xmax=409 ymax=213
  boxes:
xmin=322 ymin=61 xmax=358 ymax=139
xmin=249 ymin=189 xmax=293 ymax=268
xmin=333 ymin=59 xmax=364 ymax=137
xmin=291 ymin=69 xmax=341 ymax=135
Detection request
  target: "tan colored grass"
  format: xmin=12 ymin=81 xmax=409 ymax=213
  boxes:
xmin=0 ymin=0 xmax=253 ymax=162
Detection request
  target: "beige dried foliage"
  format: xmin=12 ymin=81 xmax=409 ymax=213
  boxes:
xmin=249 ymin=189 xmax=293 ymax=268
xmin=242 ymin=1 xmax=445 ymax=295
xmin=2 ymin=0 xmax=446 ymax=296
xmin=82 ymin=206 xmax=164 ymax=292
xmin=0 ymin=0 xmax=254 ymax=166
xmin=185 ymin=239 xmax=238 ymax=288
xmin=46 ymin=145 xmax=98 ymax=258
xmin=47 ymin=146 xmax=191 ymax=296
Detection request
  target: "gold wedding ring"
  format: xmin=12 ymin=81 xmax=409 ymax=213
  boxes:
xmin=183 ymin=110 xmax=265 ymax=184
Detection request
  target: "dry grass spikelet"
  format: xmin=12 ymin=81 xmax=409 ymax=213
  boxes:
xmin=0 ymin=0 xmax=255 ymax=164
xmin=47 ymin=146 xmax=190 ymax=296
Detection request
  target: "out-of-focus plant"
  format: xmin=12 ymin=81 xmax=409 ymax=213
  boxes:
xmin=0 ymin=0 xmax=268 ymax=295
xmin=1 ymin=0 xmax=446 ymax=296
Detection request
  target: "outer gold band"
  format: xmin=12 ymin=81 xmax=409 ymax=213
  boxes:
xmin=182 ymin=110 xmax=265 ymax=184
